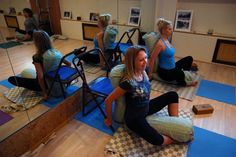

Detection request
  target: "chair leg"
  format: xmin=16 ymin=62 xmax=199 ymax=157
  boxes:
xmin=59 ymin=80 xmax=66 ymax=98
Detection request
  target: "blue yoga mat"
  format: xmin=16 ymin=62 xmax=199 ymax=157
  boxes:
xmin=74 ymin=101 xmax=119 ymax=135
xmin=187 ymin=126 xmax=236 ymax=157
xmin=196 ymin=80 xmax=236 ymax=105
xmin=0 ymin=79 xmax=15 ymax=89
xmin=0 ymin=41 xmax=23 ymax=49
xmin=42 ymin=85 xmax=81 ymax=108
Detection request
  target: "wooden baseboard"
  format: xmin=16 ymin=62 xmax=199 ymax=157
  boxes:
xmin=0 ymin=89 xmax=82 ymax=157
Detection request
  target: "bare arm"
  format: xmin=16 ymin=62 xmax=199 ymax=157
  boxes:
xmin=104 ymin=86 xmax=126 ymax=126
xmin=34 ymin=63 xmax=48 ymax=99
xmin=63 ymin=59 xmax=71 ymax=66
xmin=97 ymin=32 xmax=105 ymax=67
xmin=148 ymin=41 xmax=163 ymax=79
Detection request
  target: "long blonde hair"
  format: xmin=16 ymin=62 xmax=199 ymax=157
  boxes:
xmin=121 ymin=46 xmax=147 ymax=82
xmin=33 ymin=30 xmax=52 ymax=55
xmin=156 ymin=18 xmax=172 ymax=34
xmin=98 ymin=14 xmax=111 ymax=28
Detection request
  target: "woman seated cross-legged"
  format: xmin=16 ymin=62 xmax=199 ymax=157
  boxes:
xmin=148 ymin=18 xmax=198 ymax=86
xmin=81 ymin=14 xmax=118 ymax=68
xmin=8 ymin=30 xmax=71 ymax=100
xmin=104 ymin=46 xmax=193 ymax=146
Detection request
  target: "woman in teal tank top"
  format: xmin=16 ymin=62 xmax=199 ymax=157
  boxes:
xmin=148 ymin=18 xmax=198 ymax=86
xmin=80 ymin=14 xmax=117 ymax=67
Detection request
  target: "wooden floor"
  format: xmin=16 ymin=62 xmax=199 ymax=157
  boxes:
xmin=0 ymin=27 xmax=236 ymax=156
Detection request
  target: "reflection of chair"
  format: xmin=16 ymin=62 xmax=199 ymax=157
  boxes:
xmin=45 ymin=46 xmax=87 ymax=98
xmin=106 ymin=27 xmax=140 ymax=65
xmin=73 ymin=48 xmax=115 ymax=132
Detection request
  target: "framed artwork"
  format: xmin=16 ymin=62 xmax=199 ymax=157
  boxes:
xmin=63 ymin=11 xmax=72 ymax=19
xmin=174 ymin=10 xmax=193 ymax=32
xmin=128 ymin=7 xmax=141 ymax=26
xmin=90 ymin=13 xmax=99 ymax=21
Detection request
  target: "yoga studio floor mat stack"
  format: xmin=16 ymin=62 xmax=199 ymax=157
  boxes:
xmin=196 ymin=80 xmax=236 ymax=105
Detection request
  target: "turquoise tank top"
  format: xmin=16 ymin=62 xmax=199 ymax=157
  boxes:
xmin=158 ymin=38 xmax=176 ymax=69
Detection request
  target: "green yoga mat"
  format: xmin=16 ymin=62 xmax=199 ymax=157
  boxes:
xmin=0 ymin=41 xmax=23 ymax=49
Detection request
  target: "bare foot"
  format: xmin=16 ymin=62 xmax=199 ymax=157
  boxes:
xmin=189 ymin=81 xmax=198 ymax=87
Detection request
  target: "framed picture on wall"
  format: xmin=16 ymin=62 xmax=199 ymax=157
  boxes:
xmin=63 ymin=11 xmax=72 ymax=19
xmin=90 ymin=13 xmax=99 ymax=21
xmin=174 ymin=10 xmax=193 ymax=32
xmin=128 ymin=7 xmax=141 ymax=26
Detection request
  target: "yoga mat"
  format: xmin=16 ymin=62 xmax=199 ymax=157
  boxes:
xmin=74 ymin=101 xmax=119 ymax=135
xmin=151 ymin=74 xmax=202 ymax=101
xmin=67 ymin=54 xmax=101 ymax=74
xmin=0 ymin=110 xmax=13 ymax=126
xmin=196 ymin=80 xmax=236 ymax=105
xmin=0 ymin=79 xmax=15 ymax=89
xmin=187 ymin=126 xmax=236 ymax=157
xmin=43 ymin=85 xmax=81 ymax=108
xmin=0 ymin=41 xmax=23 ymax=49
xmin=104 ymin=109 xmax=191 ymax=157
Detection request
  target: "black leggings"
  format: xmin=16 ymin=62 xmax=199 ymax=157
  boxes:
xmin=15 ymin=28 xmax=33 ymax=37
xmin=158 ymin=56 xmax=193 ymax=86
xmin=126 ymin=91 xmax=179 ymax=146
xmin=8 ymin=76 xmax=41 ymax=91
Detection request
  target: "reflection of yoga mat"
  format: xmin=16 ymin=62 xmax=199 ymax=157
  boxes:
xmin=74 ymin=101 xmax=119 ymax=135
xmin=0 ymin=110 xmax=13 ymax=126
xmin=0 ymin=41 xmax=23 ymax=49
xmin=196 ymin=80 xmax=236 ymax=105
xmin=187 ymin=126 xmax=236 ymax=157
xmin=66 ymin=54 xmax=101 ymax=74
xmin=4 ymin=87 xmax=42 ymax=111
xmin=83 ymin=63 xmax=101 ymax=74
xmin=42 ymin=85 xmax=81 ymax=108
xmin=0 ymin=79 xmax=15 ymax=89
xmin=151 ymin=75 xmax=202 ymax=101
xmin=104 ymin=109 xmax=191 ymax=157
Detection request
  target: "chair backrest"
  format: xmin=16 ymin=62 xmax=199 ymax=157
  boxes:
xmin=51 ymin=46 xmax=87 ymax=79
xmin=114 ymin=27 xmax=140 ymax=50
xmin=72 ymin=48 xmax=112 ymax=84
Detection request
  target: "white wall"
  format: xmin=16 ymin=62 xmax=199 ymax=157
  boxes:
xmin=0 ymin=0 xmax=31 ymax=15
xmin=59 ymin=0 xmax=140 ymax=23
xmin=140 ymin=0 xmax=156 ymax=32
xmin=177 ymin=0 xmax=236 ymax=37
xmin=154 ymin=0 xmax=177 ymax=31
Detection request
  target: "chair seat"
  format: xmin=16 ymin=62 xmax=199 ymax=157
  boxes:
xmin=89 ymin=77 xmax=113 ymax=96
xmin=119 ymin=43 xmax=132 ymax=54
xmin=112 ymin=42 xmax=132 ymax=54
xmin=46 ymin=66 xmax=78 ymax=81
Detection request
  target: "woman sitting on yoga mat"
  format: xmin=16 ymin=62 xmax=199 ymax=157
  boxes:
xmin=104 ymin=46 xmax=181 ymax=145
xmin=8 ymin=30 xmax=71 ymax=100
xmin=16 ymin=8 xmax=38 ymax=41
xmin=81 ymin=14 xmax=117 ymax=68
xmin=148 ymin=18 xmax=198 ymax=86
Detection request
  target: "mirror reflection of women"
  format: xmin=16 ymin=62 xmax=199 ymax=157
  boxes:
xmin=16 ymin=8 xmax=38 ymax=41
xmin=9 ymin=31 xmax=71 ymax=99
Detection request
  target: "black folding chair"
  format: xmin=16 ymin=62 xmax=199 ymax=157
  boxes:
xmin=45 ymin=46 xmax=87 ymax=98
xmin=72 ymin=48 xmax=115 ymax=132
xmin=106 ymin=27 xmax=141 ymax=64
